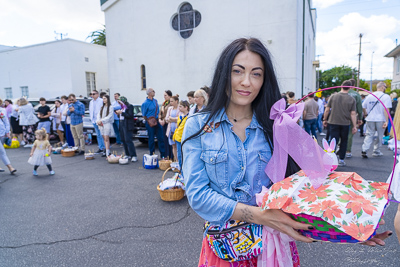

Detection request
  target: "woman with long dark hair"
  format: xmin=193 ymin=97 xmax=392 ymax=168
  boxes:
xmin=97 ymin=95 xmax=114 ymax=157
xmin=182 ymin=38 xmax=388 ymax=266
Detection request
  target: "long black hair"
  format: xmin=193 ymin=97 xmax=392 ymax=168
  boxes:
xmin=182 ymin=38 xmax=299 ymax=177
xmin=100 ymin=94 xmax=111 ymax=118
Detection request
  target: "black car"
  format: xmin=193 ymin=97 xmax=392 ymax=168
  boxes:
xmin=83 ymin=104 xmax=151 ymax=143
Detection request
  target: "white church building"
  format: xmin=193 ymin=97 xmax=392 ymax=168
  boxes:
xmin=0 ymin=39 xmax=108 ymax=100
xmin=101 ymin=0 xmax=318 ymax=102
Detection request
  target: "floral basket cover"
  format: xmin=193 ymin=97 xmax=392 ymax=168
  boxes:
xmin=260 ymin=170 xmax=389 ymax=242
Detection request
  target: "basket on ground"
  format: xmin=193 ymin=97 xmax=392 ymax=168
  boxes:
xmin=107 ymin=155 xmax=120 ymax=164
xmin=159 ymin=159 xmax=172 ymax=170
xmin=85 ymin=153 xmax=95 ymax=160
xmin=61 ymin=149 xmax=75 ymax=157
xmin=157 ymin=167 xmax=185 ymax=202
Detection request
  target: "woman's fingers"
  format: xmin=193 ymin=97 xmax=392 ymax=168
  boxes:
xmin=361 ymin=231 xmax=392 ymax=246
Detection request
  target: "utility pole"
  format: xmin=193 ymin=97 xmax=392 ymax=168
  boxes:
xmin=357 ymin=33 xmax=363 ymax=88
xmin=54 ymin=31 xmax=68 ymax=40
xmin=370 ymin=51 xmax=374 ymax=92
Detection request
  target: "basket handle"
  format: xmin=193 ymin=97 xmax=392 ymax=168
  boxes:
xmin=161 ymin=167 xmax=173 ymax=183
xmin=297 ymin=86 xmax=397 ymax=201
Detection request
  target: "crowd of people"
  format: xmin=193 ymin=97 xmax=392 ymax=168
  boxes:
xmin=285 ymin=79 xmax=398 ymax=168
xmin=0 ymin=37 xmax=399 ymax=265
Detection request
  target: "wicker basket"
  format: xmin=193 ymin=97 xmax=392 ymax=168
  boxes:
xmin=159 ymin=159 xmax=172 ymax=171
xmin=157 ymin=167 xmax=185 ymax=202
xmin=107 ymin=156 xmax=120 ymax=164
xmin=85 ymin=154 xmax=95 ymax=160
xmin=291 ymin=214 xmax=378 ymax=243
xmin=61 ymin=150 xmax=75 ymax=157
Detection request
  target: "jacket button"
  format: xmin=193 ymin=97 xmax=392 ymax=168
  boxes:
xmin=210 ymin=158 xmax=213 ymax=162
xmin=241 ymin=167 xmax=244 ymax=170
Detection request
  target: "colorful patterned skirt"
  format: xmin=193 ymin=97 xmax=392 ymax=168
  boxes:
xmin=198 ymin=237 xmax=300 ymax=267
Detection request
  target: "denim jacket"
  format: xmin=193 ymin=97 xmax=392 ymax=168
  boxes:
xmin=182 ymin=109 xmax=272 ymax=226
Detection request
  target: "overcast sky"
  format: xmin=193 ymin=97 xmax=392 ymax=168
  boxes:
xmin=1 ymin=0 xmax=399 ymax=80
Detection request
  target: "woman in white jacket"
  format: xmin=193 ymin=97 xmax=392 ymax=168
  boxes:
xmin=17 ymin=98 xmax=39 ymax=147
xmin=97 ymin=95 xmax=114 ymax=157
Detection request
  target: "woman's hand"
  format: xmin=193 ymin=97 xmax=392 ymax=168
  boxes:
xmin=231 ymin=203 xmax=314 ymax=243
xmin=361 ymin=219 xmax=392 ymax=246
xmin=30 ymin=152 xmax=33 ymax=157
xmin=258 ymin=209 xmax=315 ymax=243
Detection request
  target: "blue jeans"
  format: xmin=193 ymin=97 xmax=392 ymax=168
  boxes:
xmin=317 ymin=113 xmax=323 ymax=133
xmin=93 ymin=123 xmax=105 ymax=150
xmin=176 ymin=141 xmax=184 ymax=177
xmin=145 ymin=122 xmax=165 ymax=158
xmin=113 ymin=120 xmax=122 ymax=144
xmin=304 ymin=118 xmax=318 ymax=139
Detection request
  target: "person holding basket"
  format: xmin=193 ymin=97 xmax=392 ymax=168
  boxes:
xmin=182 ymin=38 xmax=391 ymax=266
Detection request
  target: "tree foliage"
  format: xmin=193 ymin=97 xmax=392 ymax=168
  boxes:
xmin=87 ymin=25 xmax=106 ymax=46
xmin=318 ymin=65 xmax=369 ymax=95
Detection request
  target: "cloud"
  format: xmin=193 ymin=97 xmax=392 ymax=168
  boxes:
xmin=0 ymin=0 xmax=105 ymax=46
xmin=313 ymin=0 xmax=345 ymax=9
xmin=316 ymin=12 xmax=400 ymax=80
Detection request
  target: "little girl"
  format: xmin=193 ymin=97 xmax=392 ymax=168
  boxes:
xmin=28 ymin=128 xmax=55 ymax=176
xmin=172 ymin=100 xmax=190 ymax=170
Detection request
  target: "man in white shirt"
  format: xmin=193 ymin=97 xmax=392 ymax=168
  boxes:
xmin=89 ymin=90 xmax=105 ymax=153
xmin=361 ymin=82 xmax=392 ymax=158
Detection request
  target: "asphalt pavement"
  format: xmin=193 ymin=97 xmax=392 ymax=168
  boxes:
xmin=0 ymin=133 xmax=399 ymax=267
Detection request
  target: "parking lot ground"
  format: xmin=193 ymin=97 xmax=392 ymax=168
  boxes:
xmin=0 ymin=134 xmax=399 ymax=266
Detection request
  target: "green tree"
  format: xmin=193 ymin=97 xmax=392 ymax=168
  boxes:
xmin=318 ymin=65 xmax=369 ymax=95
xmin=319 ymin=65 xmax=356 ymax=89
xmin=87 ymin=25 xmax=106 ymax=46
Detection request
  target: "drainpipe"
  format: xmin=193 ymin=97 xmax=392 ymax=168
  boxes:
xmin=301 ymin=0 xmax=305 ymax=97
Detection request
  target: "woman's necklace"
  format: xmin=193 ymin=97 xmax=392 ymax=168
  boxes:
xmin=227 ymin=112 xmax=253 ymax=123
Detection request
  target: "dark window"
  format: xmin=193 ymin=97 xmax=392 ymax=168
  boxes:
xmin=141 ymin=65 xmax=146 ymax=90
xmin=171 ymin=2 xmax=201 ymax=39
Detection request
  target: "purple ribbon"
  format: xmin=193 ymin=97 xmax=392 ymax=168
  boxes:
xmin=265 ymin=99 xmax=333 ymax=188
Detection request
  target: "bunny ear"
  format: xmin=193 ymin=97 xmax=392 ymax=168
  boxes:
xmin=330 ymin=138 xmax=336 ymax=150
xmin=322 ymin=138 xmax=329 ymax=150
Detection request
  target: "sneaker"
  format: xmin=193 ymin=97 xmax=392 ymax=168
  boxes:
xmin=20 ymin=140 xmax=26 ymax=146
xmin=33 ymin=170 xmax=38 ymax=176
xmin=24 ymin=144 xmax=33 ymax=148
xmin=346 ymin=152 xmax=352 ymax=158
xmin=49 ymin=170 xmax=55 ymax=175
xmin=78 ymin=151 xmax=85 ymax=155
xmin=131 ymin=156 xmax=138 ymax=162
xmin=372 ymin=151 xmax=383 ymax=157
xmin=361 ymin=151 xmax=368 ymax=158
xmin=101 ymin=152 xmax=106 ymax=157
xmin=338 ymin=160 xmax=346 ymax=167
xmin=95 ymin=149 xmax=104 ymax=154
xmin=319 ymin=132 xmax=326 ymax=136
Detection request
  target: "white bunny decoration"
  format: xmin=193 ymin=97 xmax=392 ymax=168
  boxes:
xmin=322 ymin=138 xmax=338 ymax=172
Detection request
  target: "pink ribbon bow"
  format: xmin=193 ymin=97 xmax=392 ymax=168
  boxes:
xmin=265 ymin=98 xmax=333 ymax=188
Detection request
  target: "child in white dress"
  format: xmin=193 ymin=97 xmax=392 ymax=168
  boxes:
xmin=28 ymin=128 xmax=54 ymax=176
